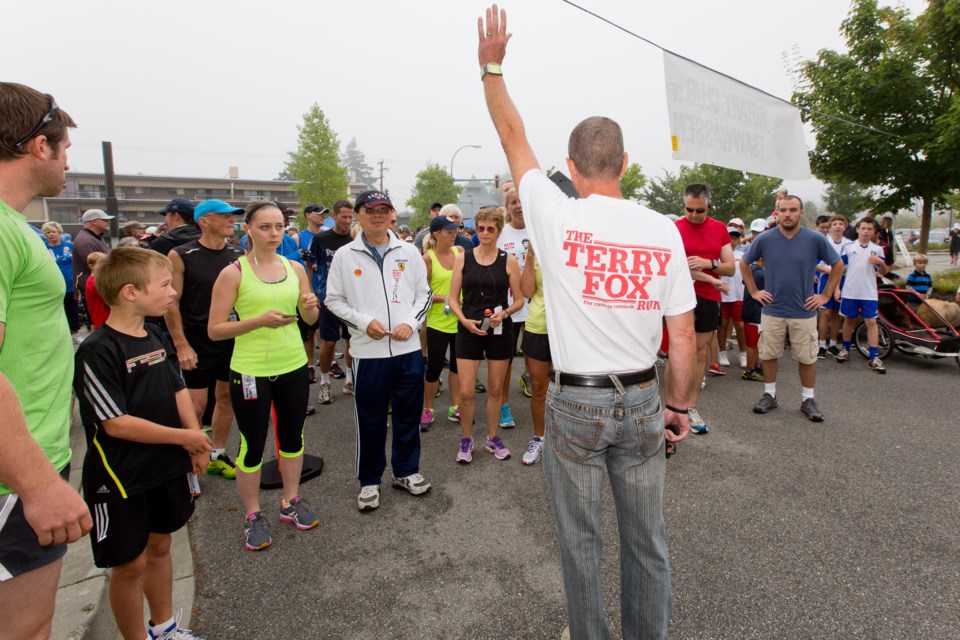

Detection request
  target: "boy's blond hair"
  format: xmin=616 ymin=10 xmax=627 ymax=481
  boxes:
xmin=93 ymin=247 xmax=171 ymax=306
xmin=86 ymin=251 xmax=105 ymax=268
xmin=913 ymin=253 xmax=928 ymax=265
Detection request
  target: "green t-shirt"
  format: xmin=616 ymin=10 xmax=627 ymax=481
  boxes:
xmin=0 ymin=200 xmax=73 ymax=495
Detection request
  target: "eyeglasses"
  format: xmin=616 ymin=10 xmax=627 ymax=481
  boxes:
xmin=476 ymin=225 xmax=498 ymax=233
xmin=364 ymin=206 xmax=391 ymax=216
xmin=16 ymin=94 xmax=59 ymax=148
xmin=685 ymin=207 xmax=706 ymax=214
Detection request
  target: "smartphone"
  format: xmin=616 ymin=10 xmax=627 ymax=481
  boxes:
xmin=281 ymin=314 xmax=297 ymax=318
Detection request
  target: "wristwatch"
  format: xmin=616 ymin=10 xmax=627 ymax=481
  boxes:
xmin=711 ymin=259 xmax=719 ymax=269
xmin=481 ymin=62 xmax=503 ymax=79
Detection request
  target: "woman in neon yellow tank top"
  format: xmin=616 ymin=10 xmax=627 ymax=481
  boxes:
xmin=209 ymin=201 xmax=320 ymax=551
xmin=419 ymin=215 xmax=463 ymax=430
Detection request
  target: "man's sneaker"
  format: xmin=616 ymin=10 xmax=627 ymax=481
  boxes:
xmin=741 ymin=368 xmax=764 ymax=382
xmin=392 ymin=473 xmax=432 ymax=496
xmin=753 ymin=393 xmax=778 ymax=414
xmin=518 ymin=372 xmax=533 ymax=398
xmin=739 ymin=352 xmax=747 ymax=368
xmin=318 ymin=383 xmax=332 ymax=404
xmin=801 ymin=398 xmax=825 ymax=422
xmin=827 ymin=345 xmax=840 ymax=357
xmin=358 ymin=485 xmax=380 ymax=511
xmin=334 ymin=350 xmax=343 ymax=359
xmin=869 ymin=357 xmax=886 ymax=374
xmin=835 ymin=348 xmax=850 ymax=363
xmin=307 ymin=365 xmax=317 ymax=384
xmin=243 ymin=512 xmax=272 ymax=551
xmin=817 ymin=346 xmax=828 ymax=360
xmin=522 ymin=437 xmax=544 ymax=465
xmin=485 ymin=435 xmax=512 ymax=460
xmin=447 ymin=406 xmax=461 ymax=423
xmin=279 ymin=496 xmax=319 ymax=530
xmin=330 ymin=362 xmax=346 ymax=379
xmin=475 ymin=378 xmax=486 ymax=393
xmin=420 ymin=408 xmax=435 ymax=432
xmin=688 ymin=408 xmax=708 ymax=435
xmin=147 ymin=612 xmax=207 ymax=640
xmin=207 ymin=452 xmax=237 ymax=479
xmin=342 ymin=382 xmax=354 ymax=396
xmin=456 ymin=437 xmax=474 ymax=463
xmin=718 ymin=351 xmax=730 ymax=367
xmin=708 ymin=363 xmax=726 ymax=376
xmin=499 ymin=404 xmax=516 ymax=428
xmin=435 ymin=379 xmax=443 ymax=398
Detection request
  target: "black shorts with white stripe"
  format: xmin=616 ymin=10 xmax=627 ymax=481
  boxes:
xmin=0 ymin=467 xmax=70 ymax=582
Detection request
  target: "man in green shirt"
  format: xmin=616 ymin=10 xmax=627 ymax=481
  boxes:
xmin=0 ymin=82 xmax=92 ymax=640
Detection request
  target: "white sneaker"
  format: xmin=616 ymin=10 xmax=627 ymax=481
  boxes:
xmin=522 ymin=437 xmax=544 ymax=465
xmin=358 ymin=485 xmax=379 ymax=511
xmin=739 ymin=351 xmax=747 ymax=368
xmin=392 ymin=473 xmax=431 ymax=495
xmin=688 ymin=408 xmax=709 ymax=434
xmin=318 ymin=383 xmax=332 ymax=404
xmin=72 ymin=333 xmax=84 ymax=346
xmin=718 ymin=351 xmax=730 ymax=367
xmin=342 ymin=381 xmax=354 ymax=396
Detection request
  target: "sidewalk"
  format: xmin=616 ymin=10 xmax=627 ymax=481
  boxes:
xmin=51 ymin=400 xmax=197 ymax=639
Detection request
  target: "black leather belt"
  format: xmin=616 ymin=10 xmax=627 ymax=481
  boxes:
xmin=551 ymin=368 xmax=656 ymax=388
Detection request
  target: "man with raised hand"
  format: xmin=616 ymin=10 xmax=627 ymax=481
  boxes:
xmin=476 ymin=8 xmax=697 ymax=639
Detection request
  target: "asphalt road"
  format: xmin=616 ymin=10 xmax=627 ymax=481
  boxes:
xmin=187 ymin=348 xmax=960 ymax=639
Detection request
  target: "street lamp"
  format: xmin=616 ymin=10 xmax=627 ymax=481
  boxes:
xmin=450 ymin=145 xmax=481 ymax=180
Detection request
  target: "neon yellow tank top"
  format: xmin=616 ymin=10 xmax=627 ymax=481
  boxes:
xmin=426 ymin=247 xmax=460 ymax=333
xmin=230 ymin=256 xmax=307 ymax=376
xmin=525 ymin=255 xmax=547 ymax=335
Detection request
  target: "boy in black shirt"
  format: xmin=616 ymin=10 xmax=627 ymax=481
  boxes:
xmin=74 ymin=247 xmax=210 ymax=640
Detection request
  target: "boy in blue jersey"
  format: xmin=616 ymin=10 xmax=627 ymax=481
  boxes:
xmin=835 ymin=217 xmax=889 ymax=372
xmin=905 ymin=254 xmax=933 ymax=300
xmin=74 ymin=247 xmax=210 ymax=640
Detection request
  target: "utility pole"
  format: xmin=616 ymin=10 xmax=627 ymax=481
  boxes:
xmin=377 ymin=160 xmax=388 ymax=192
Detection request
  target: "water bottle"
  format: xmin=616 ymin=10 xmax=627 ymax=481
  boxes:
xmin=479 ymin=309 xmax=492 ymax=332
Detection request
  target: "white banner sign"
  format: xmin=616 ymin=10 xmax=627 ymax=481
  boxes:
xmin=663 ymin=51 xmax=812 ymax=180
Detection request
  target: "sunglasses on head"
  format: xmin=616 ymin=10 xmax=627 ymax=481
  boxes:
xmin=685 ymin=207 xmax=707 ymax=214
xmin=476 ymin=225 xmax=498 ymax=234
xmin=16 ymin=94 xmax=59 ymax=148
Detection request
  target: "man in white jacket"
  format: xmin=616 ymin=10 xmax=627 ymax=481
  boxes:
xmin=326 ymin=190 xmax=434 ymax=511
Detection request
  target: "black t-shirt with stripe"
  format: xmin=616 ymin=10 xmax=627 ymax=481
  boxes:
xmin=74 ymin=323 xmax=191 ymax=503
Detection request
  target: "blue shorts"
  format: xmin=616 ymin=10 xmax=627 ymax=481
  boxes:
xmin=817 ymin=273 xmax=843 ymax=310
xmin=318 ymin=305 xmax=350 ymax=342
xmin=840 ymin=298 xmax=878 ymax=320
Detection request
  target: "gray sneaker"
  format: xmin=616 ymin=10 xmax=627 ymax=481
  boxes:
xmin=800 ymin=398 xmax=825 ymax=422
xmin=753 ymin=393 xmax=779 ymax=414
xmin=279 ymin=496 xmax=318 ymax=530
xmin=358 ymin=485 xmax=380 ymax=511
xmin=688 ymin=408 xmax=708 ymax=434
xmin=243 ymin=512 xmax=272 ymax=551
xmin=318 ymin=382 xmax=332 ymax=405
xmin=392 ymin=473 xmax=432 ymax=496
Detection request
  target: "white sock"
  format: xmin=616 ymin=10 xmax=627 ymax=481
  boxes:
xmin=829 ymin=339 xmax=837 ymax=348
xmin=819 ymin=340 xmax=826 ymax=348
xmin=764 ymin=383 xmax=776 ymax=397
xmin=801 ymin=387 xmax=815 ymax=400
xmin=150 ymin=616 xmax=176 ymax=637
xmin=320 ymin=372 xmax=331 ymax=385
xmin=345 ymin=369 xmax=353 ymax=383
xmin=210 ymin=448 xmax=225 ymax=461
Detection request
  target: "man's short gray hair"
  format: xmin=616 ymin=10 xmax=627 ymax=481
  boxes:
xmin=568 ymin=116 xmax=624 ymax=180
xmin=684 ymin=183 xmax=711 ymax=205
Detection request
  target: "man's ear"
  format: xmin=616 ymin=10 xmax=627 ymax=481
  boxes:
xmin=619 ymin=152 xmax=629 ymax=178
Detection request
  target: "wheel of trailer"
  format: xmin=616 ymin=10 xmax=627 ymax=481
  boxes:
xmin=853 ymin=321 xmax=893 ymax=360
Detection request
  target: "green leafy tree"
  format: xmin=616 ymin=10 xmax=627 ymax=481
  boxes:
xmin=285 ymin=104 xmax=349 ymax=225
xmin=641 ymin=170 xmax=683 ymax=215
xmin=341 ymin=137 xmax=377 ymax=189
xmin=792 ymin=0 xmax=960 ymax=253
xmin=823 ymin=181 xmax=873 ymax=218
xmin=641 ymin=164 xmax=781 ymax=221
xmin=406 ymin=163 xmax=463 ymax=230
xmin=619 ymin=163 xmax=647 ymax=200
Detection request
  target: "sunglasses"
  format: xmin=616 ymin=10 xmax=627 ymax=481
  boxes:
xmin=16 ymin=94 xmax=59 ymax=147
xmin=685 ymin=207 xmax=707 ymax=214
xmin=476 ymin=225 xmax=498 ymax=234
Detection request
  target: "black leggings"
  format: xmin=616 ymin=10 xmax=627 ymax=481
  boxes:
xmin=64 ymin=291 xmax=80 ymax=332
xmin=229 ymin=366 xmax=309 ymax=472
xmin=425 ymin=327 xmax=458 ymax=382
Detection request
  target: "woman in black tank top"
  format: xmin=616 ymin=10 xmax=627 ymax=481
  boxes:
xmin=447 ymin=208 xmax=525 ymax=464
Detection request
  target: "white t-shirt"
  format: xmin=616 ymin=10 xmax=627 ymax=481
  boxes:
xmin=840 ymin=241 xmax=882 ymax=301
xmin=519 ymin=169 xmax=696 ymax=374
xmin=721 ymin=247 xmax=745 ymax=303
xmin=497 ymin=223 xmax=530 ymax=322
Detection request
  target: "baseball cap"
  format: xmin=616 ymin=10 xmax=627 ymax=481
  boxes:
xmin=750 ymin=218 xmax=767 ymax=233
xmin=727 ymin=225 xmax=742 ymax=236
xmin=304 ymin=204 xmax=329 ymax=215
xmin=194 ymin=199 xmax=244 ymax=218
xmin=729 ymin=217 xmax=745 ymax=227
xmin=156 ymin=199 xmax=195 ymax=216
xmin=123 ymin=221 xmax=144 ymax=231
xmin=398 ymin=224 xmax=411 ymax=234
xmin=81 ymin=209 xmax=114 ymax=222
xmin=355 ymin=190 xmax=394 ymax=213
xmin=430 ymin=201 xmax=443 ymax=210
xmin=430 ymin=215 xmax=459 ymax=233
xmin=145 ymin=226 xmax=158 ymax=235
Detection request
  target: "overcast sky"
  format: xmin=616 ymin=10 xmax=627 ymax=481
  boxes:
xmin=7 ymin=0 xmax=927 ymax=212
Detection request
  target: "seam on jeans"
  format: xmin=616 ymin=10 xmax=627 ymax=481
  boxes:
xmin=633 ymin=404 xmax=665 ymax=460
xmin=548 ymin=404 xmax=604 ymax=462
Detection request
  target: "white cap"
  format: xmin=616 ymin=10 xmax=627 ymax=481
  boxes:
xmin=81 ymin=209 xmax=114 ymax=223
xmin=729 ymin=217 xmax=745 ymax=227
xmin=750 ymin=218 xmax=767 ymax=233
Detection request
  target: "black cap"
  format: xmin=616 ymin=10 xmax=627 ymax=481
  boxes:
xmin=354 ymin=190 xmax=395 ymax=213
xmin=156 ymin=198 xmax=195 ymax=216
xmin=430 ymin=215 xmax=459 ymax=233
xmin=430 ymin=201 xmax=443 ymax=210
xmin=304 ymin=204 xmax=329 ymax=215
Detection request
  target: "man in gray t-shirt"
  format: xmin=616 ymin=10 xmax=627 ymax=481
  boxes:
xmin=740 ymin=195 xmax=842 ymax=422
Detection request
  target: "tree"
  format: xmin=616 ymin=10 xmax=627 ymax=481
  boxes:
xmin=823 ymin=181 xmax=873 ymax=218
xmin=619 ymin=163 xmax=647 ymax=200
xmin=406 ymin=164 xmax=463 ymax=230
xmin=285 ymin=104 xmax=349 ymax=225
xmin=640 ymin=164 xmax=781 ymax=221
xmin=275 ymin=169 xmax=295 ymax=181
xmin=641 ymin=170 xmax=683 ymax=215
xmin=792 ymin=0 xmax=960 ymax=253
xmin=341 ymin=137 xmax=377 ymax=189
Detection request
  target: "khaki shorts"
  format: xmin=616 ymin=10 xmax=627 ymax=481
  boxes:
xmin=759 ymin=314 xmax=818 ymax=364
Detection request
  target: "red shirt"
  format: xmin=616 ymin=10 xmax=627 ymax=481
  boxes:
xmin=85 ymin=275 xmax=110 ymax=328
xmin=675 ymin=216 xmax=731 ymax=302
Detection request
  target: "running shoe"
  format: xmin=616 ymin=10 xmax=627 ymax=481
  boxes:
xmin=817 ymin=347 xmax=828 ymax=360
xmin=869 ymin=357 xmax=886 ymax=374
xmin=420 ymin=408 xmax=434 ymax=432
xmin=835 ymin=349 xmax=850 ymax=363
xmin=443 ymin=358 xmax=450 ymax=369
xmin=243 ymin=512 xmax=272 ymax=551
xmin=334 ymin=351 xmax=343 ymax=359
xmin=522 ymin=437 xmax=544 ymax=465
xmin=718 ymin=351 xmax=730 ymax=367
xmin=499 ymin=404 xmax=516 ymax=428
xmin=147 ymin=611 xmax=207 ymax=640
xmin=739 ymin=352 xmax=747 ymax=368
xmin=279 ymin=496 xmax=319 ymax=530
xmin=330 ymin=362 xmax=346 ymax=379
xmin=741 ymin=368 xmax=764 ymax=382
xmin=801 ymin=398 xmax=824 ymax=422
xmin=358 ymin=485 xmax=380 ymax=511
xmin=753 ymin=393 xmax=779 ymax=414
xmin=207 ymin=453 xmax=237 ymax=479
xmin=435 ymin=379 xmax=443 ymax=398
xmin=518 ymin=372 xmax=533 ymax=398
xmin=688 ymin=408 xmax=708 ymax=435
xmin=447 ymin=406 xmax=461 ymax=423
xmin=307 ymin=365 xmax=317 ymax=384
xmin=485 ymin=435 xmax=512 ymax=460
xmin=475 ymin=378 xmax=486 ymax=393
xmin=708 ymin=363 xmax=726 ymax=376
xmin=392 ymin=473 xmax=432 ymax=496
xmin=318 ymin=382 xmax=333 ymax=404
xmin=306 ymin=404 xmax=316 ymax=416
xmin=827 ymin=345 xmax=840 ymax=357
xmin=342 ymin=382 xmax=354 ymax=396
xmin=456 ymin=437 xmax=474 ymax=463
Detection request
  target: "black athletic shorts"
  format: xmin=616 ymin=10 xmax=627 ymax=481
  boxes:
xmin=318 ymin=305 xmax=350 ymax=343
xmin=181 ymin=324 xmax=233 ymax=389
xmin=521 ymin=330 xmax=551 ymax=363
xmin=456 ymin=319 xmax=514 ymax=361
xmin=88 ymin=475 xmax=194 ymax=568
xmin=0 ymin=467 xmax=70 ymax=581
xmin=693 ymin=295 xmax=721 ymax=333
xmin=296 ymin=313 xmax=320 ymax=343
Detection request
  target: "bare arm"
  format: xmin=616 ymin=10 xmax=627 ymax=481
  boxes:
xmin=740 ymin=260 xmax=772 ymax=305
xmin=292 ymin=261 xmax=320 ymax=325
xmin=492 ymin=254 xmax=524 ymax=327
xmin=520 ymin=245 xmax=537 ymax=299
xmin=447 ymin=251 xmax=485 ymax=336
xmin=164 ymin=250 xmax=196 ymax=370
xmin=663 ymin=311 xmax=696 ymax=442
xmin=207 ymin=264 xmax=293 ymax=340
xmin=806 ymin=257 xmax=844 ymax=311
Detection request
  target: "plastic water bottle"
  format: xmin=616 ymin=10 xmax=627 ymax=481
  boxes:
xmin=479 ymin=309 xmax=492 ymax=332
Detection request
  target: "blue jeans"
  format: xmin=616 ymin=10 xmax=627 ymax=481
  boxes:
xmin=543 ymin=380 xmax=670 ymax=640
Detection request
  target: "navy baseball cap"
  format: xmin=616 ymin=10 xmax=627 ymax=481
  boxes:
xmin=195 ymin=199 xmax=244 ymax=218
xmin=430 ymin=215 xmax=459 ymax=233
xmin=355 ymin=190 xmax=394 ymax=213
xmin=156 ymin=199 xmax=195 ymax=216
